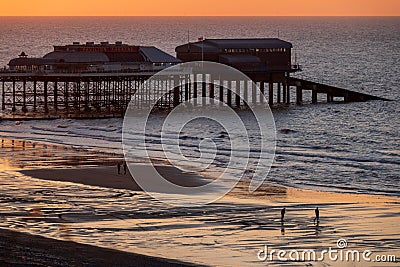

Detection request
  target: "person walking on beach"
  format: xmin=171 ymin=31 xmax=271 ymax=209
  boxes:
xmin=314 ymin=207 xmax=320 ymax=224
xmin=281 ymin=208 xmax=286 ymax=222
xmin=117 ymin=162 xmax=121 ymax=175
xmin=123 ymin=162 xmax=127 ymax=175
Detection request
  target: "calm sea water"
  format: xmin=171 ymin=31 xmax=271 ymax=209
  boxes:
xmin=0 ymin=17 xmax=399 ymax=196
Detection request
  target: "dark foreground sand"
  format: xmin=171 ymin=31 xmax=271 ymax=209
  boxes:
xmin=0 ymin=229 xmax=200 ymax=267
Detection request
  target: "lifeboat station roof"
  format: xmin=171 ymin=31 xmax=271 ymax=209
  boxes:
xmin=176 ymin=38 xmax=293 ymax=53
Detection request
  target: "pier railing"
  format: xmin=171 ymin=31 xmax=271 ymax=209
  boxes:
xmin=0 ymin=68 xmax=160 ymax=76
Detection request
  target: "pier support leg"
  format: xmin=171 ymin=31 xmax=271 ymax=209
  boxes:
xmin=106 ymin=80 xmax=111 ymax=112
xmin=193 ymin=76 xmax=198 ymax=106
xmin=167 ymin=80 xmax=173 ymax=109
xmin=252 ymin=82 xmax=257 ymax=105
xmin=269 ymin=82 xmax=274 ymax=106
xmin=283 ymin=83 xmax=287 ymax=103
xmin=84 ymin=82 xmax=89 ymax=112
xmin=312 ymin=90 xmax=318 ymax=104
xmin=184 ymin=77 xmax=189 ymax=101
xmin=1 ymin=81 xmax=5 ymax=110
xmin=227 ymin=81 xmax=232 ymax=107
xmin=296 ymin=86 xmax=303 ymax=105
xmin=219 ymin=81 xmax=224 ymax=106
xmin=277 ymin=83 xmax=281 ymax=104
xmin=173 ymin=77 xmax=180 ymax=108
xmin=65 ymin=82 xmax=69 ymax=113
xmin=77 ymin=82 xmax=81 ymax=112
xmin=22 ymin=80 xmax=26 ymax=112
xmin=243 ymin=81 xmax=248 ymax=105
xmin=202 ymin=74 xmax=207 ymax=106
xmin=100 ymin=80 xmax=105 ymax=112
xmin=209 ymin=78 xmax=215 ymax=105
xmin=260 ymin=82 xmax=265 ymax=103
xmin=12 ymin=80 xmax=16 ymax=112
xmin=54 ymin=81 xmax=58 ymax=111
xmin=236 ymin=81 xmax=241 ymax=108
xmin=327 ymin=93 xmax=333 ymax=103
xmin=44 ymin=81 xmax=48 ymax=113
xmin=33 ymin=81 xmax=37 ymax=112
xmin=286 ymin=85 xmax=291 ymax=104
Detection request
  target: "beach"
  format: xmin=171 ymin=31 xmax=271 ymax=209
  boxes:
xmin=0 ymin=138 xmax=399 ymax=266
xmin=0 ymin=229 xmax=197 ymax=267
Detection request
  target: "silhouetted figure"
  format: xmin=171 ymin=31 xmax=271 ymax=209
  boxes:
xmin=117 ymin=162 xmax=121 ymax=175
xmin=314 ymin=207 xmax=320 ymax=224
xmin=281 ymin=208 xmax=286 ymax=222
xmin=123 ymin=162 xmax=127 ymax=175
xmin=280 ymin=221 xmax=285 ymax=235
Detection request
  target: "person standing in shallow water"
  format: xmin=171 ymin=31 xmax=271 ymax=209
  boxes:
xmin=281 ymin=208 xmax=286 ymax=222
xmin=123 ymin=162 xmax=127 ymax=175
xmin=314 ymin=207 xmax=320 ymax=224
xmin=117 ymin=162 xmax=121 ymax=175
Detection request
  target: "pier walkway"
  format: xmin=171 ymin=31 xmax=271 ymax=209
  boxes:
xmin=288 ymin=77 xmax=389 ymax=104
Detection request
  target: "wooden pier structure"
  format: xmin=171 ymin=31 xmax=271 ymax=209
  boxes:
xmin=0 ymin=72 xmax=152 ymax=118
xmin=0 ymin=70 xmax=389 ymax=118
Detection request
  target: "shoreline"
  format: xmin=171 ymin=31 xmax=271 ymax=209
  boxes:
xmin=2 ymin=136 xmax=398 ymax=203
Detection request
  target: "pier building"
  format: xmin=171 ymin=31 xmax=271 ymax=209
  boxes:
xmin=8 ymin=41 xmax=181 ymax=73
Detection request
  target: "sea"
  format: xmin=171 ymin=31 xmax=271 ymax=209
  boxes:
xmin=0 ymin=16 xmax=399 ymax=196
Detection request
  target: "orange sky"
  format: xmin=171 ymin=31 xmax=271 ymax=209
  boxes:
xmin=0 ymin=0 xmax=399 ymax=16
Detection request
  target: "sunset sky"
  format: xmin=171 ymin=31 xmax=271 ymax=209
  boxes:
xmin=0 ymin=0 xmax=399 ymax=16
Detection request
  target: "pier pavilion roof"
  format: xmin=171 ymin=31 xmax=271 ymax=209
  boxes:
xmin=207 ymin=38 xmax=293 ymax=49
xmin=176 ymin=38 xmax=293 ymax=53
xmin=140 ymin=46 xmax=182 ymax=63
xmin=7 ymin=42 xmax=181 ymax=70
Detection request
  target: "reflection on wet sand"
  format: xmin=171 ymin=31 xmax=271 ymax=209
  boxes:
xmin=0 ymin=138 xmax=123 ymax=170
xmin=0 ymin=138 xmax=399 ymax=266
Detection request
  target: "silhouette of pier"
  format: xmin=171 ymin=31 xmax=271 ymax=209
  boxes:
xmin=0 ymin=71 xmax=152 ymax=118
xmin=0 ymin=70 xmax=389 ymax=119
xmin=0 ymin=38 xmax=390 ymax=119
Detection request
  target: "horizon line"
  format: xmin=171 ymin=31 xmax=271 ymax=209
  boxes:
xmin=0 ymin=15 xmax=399 ymax=17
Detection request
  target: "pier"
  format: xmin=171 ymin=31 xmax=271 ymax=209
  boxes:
xmin=0 ymin=38 xmax=390 ymax=119
xmin=0 ymin=71 xmax=153 ymax=118
xmin=0 ymin=70 xmax=389 ymax=119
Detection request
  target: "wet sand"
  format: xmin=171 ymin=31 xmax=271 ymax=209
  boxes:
xmin=1 ymin=138 xmax=399 ymax=266
xmin=20 ymin=165 xmax=210 ymax=191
